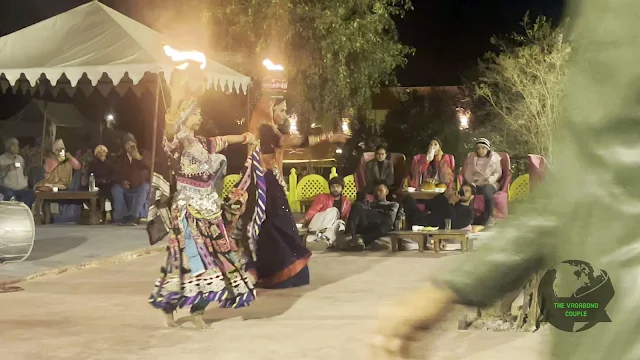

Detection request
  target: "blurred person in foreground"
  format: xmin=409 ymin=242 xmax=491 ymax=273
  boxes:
xmin=372 ymin=1 xmax=638 ymax=359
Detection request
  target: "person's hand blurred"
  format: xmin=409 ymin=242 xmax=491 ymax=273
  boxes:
xmin=372 ymin=283 xmax=456 ymax=360
xmin=2 ymin=163 xmax=14 ymax=172
xmin=122 ymin=180 xmax=131 ymax=189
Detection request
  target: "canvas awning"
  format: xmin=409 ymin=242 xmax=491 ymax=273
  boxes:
xmin=0 ymin=1 xmax=251 ymax=97
xmin=0 ymin=100 xmax=87 ymax=138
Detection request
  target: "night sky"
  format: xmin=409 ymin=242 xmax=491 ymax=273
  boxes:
xmin=0 ymin=0 xmax=567 ymax=86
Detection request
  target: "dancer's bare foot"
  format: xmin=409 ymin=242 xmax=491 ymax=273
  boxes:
xmin=164 ymin=312 xmax=180 ymax=328
xmin=190 ymin=314 xmax=209 ymax=330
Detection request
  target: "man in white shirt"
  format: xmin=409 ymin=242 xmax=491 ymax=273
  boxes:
xmin=0 ymin=138 xmax=34 ymax=208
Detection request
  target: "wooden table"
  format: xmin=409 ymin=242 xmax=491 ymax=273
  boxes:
xmin=34 ymin=191 xmax=102 ymax=225
xmin=389 ymin=230 xmax=429 ymax=252
xmin=400 ymin=190 xmax=443 ymax=200
xmin=430 ymin=230 xmax=471 ymax=253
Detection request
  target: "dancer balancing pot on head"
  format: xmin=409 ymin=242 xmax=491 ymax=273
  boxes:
xmin=148 ymin=75 xmax=259 ymax=329
xmin=245 ymin=96 xmax=348 ymax=289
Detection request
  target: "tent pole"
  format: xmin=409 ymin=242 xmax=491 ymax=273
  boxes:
xmin=149 ymin=75 xmax=161 ymax=197
xmin=39 ymin=101 xmax=48 ymax=165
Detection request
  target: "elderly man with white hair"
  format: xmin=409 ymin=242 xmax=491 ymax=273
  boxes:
xmin=0 ymin=138 xmax=34 ymax=208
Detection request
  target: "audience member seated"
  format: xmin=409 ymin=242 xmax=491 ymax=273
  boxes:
xmin=35 ymin=139 xmax=82 ymax=191
xmin=364 ymin=145 xmax=395 ymax=195
xmin=301 ymin=176 xmax=352 ymax=248
xmin=403 ymin=184 xmax=475 ymax=230
xmin=0 ymin=138 xmax=34 ymax=208
xmin=463 ymin=138 xmax=502 ymax=226
xmin=409 ymin=137 xmax=455 ymax=189
xmin=344 ymin=181 xmax=399 ymax=251
xmin=110 ymin=133 xmax=150 ymax=225
xmin=88 ymin=145 xmax=113 ymax=201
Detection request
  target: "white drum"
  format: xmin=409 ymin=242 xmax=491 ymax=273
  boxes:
xmin=0 ymin=201 xmax=35 ymax=263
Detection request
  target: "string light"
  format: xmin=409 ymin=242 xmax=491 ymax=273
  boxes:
xmin=341 ymin=117 xmax=352 ymax=136
xmin=288 ymin=114 xmax=299 ymax=134
xmin=457 ymin=108 xmax=471 ymax=130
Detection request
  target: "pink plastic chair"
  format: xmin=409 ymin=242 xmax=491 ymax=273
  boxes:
xmin=457 ymin=152 xmax=512 ymax=220
xmin=528 ymin=154 xmax=548 ymax=189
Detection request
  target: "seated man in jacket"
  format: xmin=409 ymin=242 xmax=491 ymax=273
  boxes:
xmin=363 ymin=145 xmax=395 ymax=195
xmin=403 ymin=183 xmax=475 ymax=230
xmin=301 ymin=176 xmax=352 ymax=248
xmin=0 ymin=138 xmax=34 ymax=208
xmin=344 ymin=181 xmax=399 ymax=251
xmin=110 ymin=133 xmax=150 ymax=225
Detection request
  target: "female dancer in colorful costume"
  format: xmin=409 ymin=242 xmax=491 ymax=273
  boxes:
xmin=246 ymin=97 xmax=347 ymax=288
xmin=148 ymin=91 xmax=259 ymax=329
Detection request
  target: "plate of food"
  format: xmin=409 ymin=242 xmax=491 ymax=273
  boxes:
xmin=422 ymin=226 xmax=439 ymax=231
xmin=418 ymin=182 xmax=448 ymax=193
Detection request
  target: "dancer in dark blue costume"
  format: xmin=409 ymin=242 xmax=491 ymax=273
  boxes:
xmin=246 ymin=97 xmax=347 ymax=288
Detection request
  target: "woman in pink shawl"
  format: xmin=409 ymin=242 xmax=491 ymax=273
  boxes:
xmin=35 ymin=139 xmax=82 ymax=191
xmin=409 ymin=137 xmax=455 ymax=189
xmin=462 ymin=138 xmax=502 ymax=226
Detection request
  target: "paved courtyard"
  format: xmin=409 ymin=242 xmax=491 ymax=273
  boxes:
xmin=1 ymin=226 xmax=548 ymax=360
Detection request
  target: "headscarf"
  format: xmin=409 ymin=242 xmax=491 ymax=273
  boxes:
xmin=52 ymin=139 xmax=65 ymax=153
xmin=4 ymin=137 xmax=18 ymax=149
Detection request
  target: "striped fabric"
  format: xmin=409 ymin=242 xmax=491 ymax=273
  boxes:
xmin=231 ymin=148 xmax=266 ymax=261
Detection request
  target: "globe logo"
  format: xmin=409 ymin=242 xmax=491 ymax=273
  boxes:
xmin=538 ymin=260 xmax=615 ymax=332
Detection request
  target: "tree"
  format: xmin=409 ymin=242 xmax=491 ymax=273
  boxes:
xmin=473 ymin=14 xmax=571 ymax=158
xmin=381 ymin=89 xmax=460 ymax=159
xmin=203 ymin=0 xmax=414 ymax=126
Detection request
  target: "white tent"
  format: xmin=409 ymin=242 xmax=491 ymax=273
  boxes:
xmin=0 ymin=0 xmax=251 ymax=97
xmin=0 ymin=100 xmax=97 ymax=151
xmin=1 ymin=100 xmax=86 ymax=129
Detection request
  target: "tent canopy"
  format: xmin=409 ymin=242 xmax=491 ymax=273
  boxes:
xmin=0 ymin=1 xmax=251 ymax=95
xmin=1 ymin=100 xmax=86 ymax=127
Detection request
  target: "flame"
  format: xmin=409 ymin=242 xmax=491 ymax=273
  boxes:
xmin=263 ymin=59 xmax=284 ymax=71
xmin=164 ymin=45 xmax=207 ymax=69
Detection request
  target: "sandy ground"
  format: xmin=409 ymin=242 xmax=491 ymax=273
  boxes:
xmin=0 ymin=248 xmax=549 ymax=360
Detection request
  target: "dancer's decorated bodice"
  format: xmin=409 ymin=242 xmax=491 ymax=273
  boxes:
xmin=259 ymin=124 xmax=288 ymax=189
xmin=164 ymin=131 xmax=228 ymax=216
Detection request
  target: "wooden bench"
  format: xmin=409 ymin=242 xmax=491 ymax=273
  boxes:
xmin=34 ymin=191 xmax=102 ymax=225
